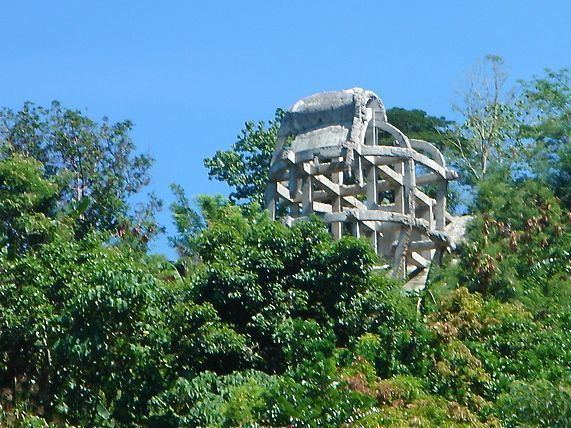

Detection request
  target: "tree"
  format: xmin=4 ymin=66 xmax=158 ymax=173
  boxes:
xmin=0 ymin=154 xmax=60 ymax=258
xmin=168 ymin=184 xmax=228 ymax=259
xmin=386 ymin=107 xmax=454 ymax=150
xmin=0 ymin=154 xmax=250 ymax=426
xmin=456 ymin=172 xmax=571 ymax=304
xmin=168 ymin=184 xmax=205 ymax=258
xmin=517 ymin=68 xmax=570 ymax=207
xmin=3 ymin=148 xmax=569 ymax=427
xmin=496 ymin=380 xmax=571 ymax=426
xmin=0 ymin=101 xmax=155 ymax=238
xmin=2 ymin=64 xmax=570 ymax=428
xmin=204 ymin=109 xmax=284 ymax=205
xmin=446 ymin=55 xmax=517 ymax=185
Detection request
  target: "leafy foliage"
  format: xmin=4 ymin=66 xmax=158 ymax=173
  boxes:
xmin=0 ymin=101 xmax=157 ymax=243
xmin=204 ymin=109 xmax=284 ymax=205
xmin=496 ymin=380 xmax=571 ymax=427
xmin=517 ymin=68 xmax=571 ymax=208
xmin=458 ymin=173 xmax=570 ymax=305
xmin=1 ymin=65 xmax=569 ymax=426
xmin=387 ymin=107 xmax=454 ymax=149
xmin=0 ymin=154 xmax=60 ymax=258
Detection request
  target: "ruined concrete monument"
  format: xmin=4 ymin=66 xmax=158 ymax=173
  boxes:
xmin=264 ymin=88 xmax=458 ymax=282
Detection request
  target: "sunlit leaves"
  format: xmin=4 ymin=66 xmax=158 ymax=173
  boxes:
xmin=204 ymin=109 xmax=284 ymax=205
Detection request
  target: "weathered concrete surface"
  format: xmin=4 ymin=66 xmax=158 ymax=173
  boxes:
xmin=266 ymin=88 xmax=459 ymax=280
xmin=403 ymin=267 xmax=431 ymax=294
xmin=403 ymin=215 xmax=473 ymax=293
xmin=445 ymin=215 xmax=473 ymax=246
xmin=272 ymin=88 xmax=386 ymax=160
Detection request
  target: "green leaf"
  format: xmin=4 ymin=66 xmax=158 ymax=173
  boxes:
xmin=96 ymin=402 xmax=110 ymax=420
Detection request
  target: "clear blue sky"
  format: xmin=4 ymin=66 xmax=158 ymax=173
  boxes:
xmin=1 ymin=1 xmax=569 ymax=255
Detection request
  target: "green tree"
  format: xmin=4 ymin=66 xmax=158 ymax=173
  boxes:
xmin=204 ymin=109 xmax=284 ymax=205
xmin=2 ymin=63 xmax=570 ymax=428
xmin=457 ymin=173 xmax=570 ymax=305
xmin=517 ymin=68 xmax=570 ymax=207
xmin=446 ymin=55 xmax=518 ymax=185
xmin=168 ymin=184 xmax=228 ymax=259
xmin=0 ymin=154 xmax=251 ymax=426
xmin=0 ymin=154 xmax=60 ymax=258
xmin=0 ymin=101 xmax=156 ymax=240
xmin=496 ymin=380 xmax=571 ymax=427
xmin=387 ymin=107 xmax=454 ymax=149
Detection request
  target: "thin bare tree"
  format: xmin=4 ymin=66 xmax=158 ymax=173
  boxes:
xmin=447 ymin=55 xmax=517 ymax=184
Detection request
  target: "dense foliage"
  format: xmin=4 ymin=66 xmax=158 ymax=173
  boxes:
xmin=0 ymin=102 xmax=160 ymax=247
xmin=203 ymin=109 xmax=284 ymax=206
xmin=0 ymin=66 xmax=569 ymax=426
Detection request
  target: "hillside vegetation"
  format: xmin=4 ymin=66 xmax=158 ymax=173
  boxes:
xmin=0 ymin=64 xmax=569 ymax=426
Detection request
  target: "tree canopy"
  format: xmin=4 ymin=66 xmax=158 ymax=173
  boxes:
xmin=203 ymin=109 xmax=284 ymax=206
xmin=0 ymin=64 xmax=569 ymax=426
xmin=0 ymin=101 xmax=159 ymax=244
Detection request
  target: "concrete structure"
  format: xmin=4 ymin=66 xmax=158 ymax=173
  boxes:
xmin=265 ymin=88 xmax=458 ymax=280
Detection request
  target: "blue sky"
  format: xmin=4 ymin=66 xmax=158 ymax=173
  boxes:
xmin=1 ymin=1 xmax=569 ymax=255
